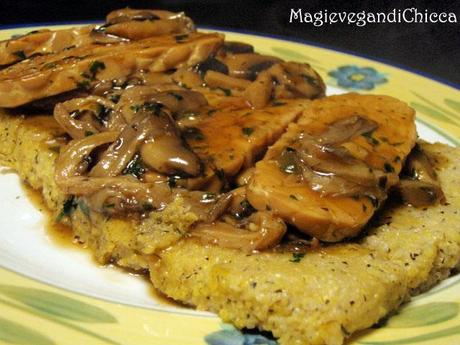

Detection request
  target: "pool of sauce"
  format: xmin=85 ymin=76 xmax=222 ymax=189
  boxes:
xmin=20 ymin=182 xmax=186 ymax=309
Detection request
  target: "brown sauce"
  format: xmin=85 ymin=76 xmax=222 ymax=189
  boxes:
xmin=20 ymin=181 xmax=186 ymax=309
xmin=21 ymin=182 xmax=80 ymax=248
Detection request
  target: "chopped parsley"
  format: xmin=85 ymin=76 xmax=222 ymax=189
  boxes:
xmin=76 ymin=79 xmax=91 ymax=90
xmin=167 ymin=175 xmax=181 ymax=188
xmin=234 ymin=199 xmax=256 ymax=220
xmin=168 ymin=91 xmax=183 ymax=101
xmin=144 ymin=102 xmax=164 ymax=116
xmin=78 ymin=200 xmax=90 ymax=218
xmin=12 ymin=50 xmax=26 ymax=60
xmin=290 ymin=253 xmax=305 ymax=263
xmin=142 ymin=203 xmax=155 ymax=212
xmin=242 ymin=127 xmax=254 ymax=136
xmin=56 ymin=196 xmax=78 ymax=222
xmin=272 ymin=100 xmax=287 ymax=106
xmin=217 ymin=87 xmax=232 ymax=96
xmin=131 ymin=102 xmax=164 ymax=116
xmin=361 ymin=130 xmax=379 ymax=146
xmin=384 ymin=163 xmax=395 ymax=173
xmin=175 ymin=34 xmax=189 ymax=43
xmin=123 ymin=155 xmax=145 ymax=179
xmin=94 ymin=104 xmax=111 ymax=125
xmin=89 ymin=60 xmax=106 ymax=78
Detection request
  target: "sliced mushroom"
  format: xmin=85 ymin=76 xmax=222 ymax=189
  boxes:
xmin=115 ymin=86 xmax=207 ymax=123
xmin=204 ymin=70 xmax=251 ymax=90
xmin=191 ymin=211 xmax=287 ymax=252
xmin=141 ymin=131 xmax=202 ymax=177
xmin=396 ymin=180 xmax=444 ymax=207
xmin=103 ymin=9 xmax=195 ymax=40
xmin=315 ymin=116 xmax=378 ymax=145
xmin=196 ymin=57 xmax=229 ymax=77
xmin=222 ymin=41 xmax=254 ymax=54
xmin=275 ymin=116 xmax=398 ymax=202
xmin=396 ymin=144 xmax=446 ymax=207
xmin=54 ymin=97 xmax=116 ymax=139
xmin=55 ymin=131 xmax=119 ymax=189
xmin=223 ymin=53 xmax=282 ymax=79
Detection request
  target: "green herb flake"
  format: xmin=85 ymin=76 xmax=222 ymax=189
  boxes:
xmin=168 ymin=92 xmax=184 ymax=101
xmin=242 ymin=127 xmax=254 ymax=136
xmin=290 ymin=253 xmax=305 ymax=263
xmin=12 ymin=50 xmax=26 ymax=60
xmin=78 ymin=200 xmax=90 ymax=218
xmin=56 ymin=196 xmax=78 ymax=222
xmin=175 ymin=34 xmax=189 ymax=42
xmin=177 ymin=81 xmax=190 ymax=89
xmin=144 ymin=102 xmax=164 ymax=116
xmin=272 ymin=100 xmax=287 ymax=106
xmin=109 ymin=94 xmax=121 ymax=103
xmin=384 ymin=163 xmax=395 ymax=173
xmin=218 ymin=87 xmax=232 ymax=96
xmin=167 ymin=175 xmax=180 ymax=188
xmin=361 ymin=130 xmax=380 ymax=146
xmin=142 ymin=203 xmax=155 ymax=212
xmin=234 ymin=199 xmax=256 ymax=220
xmin=123 ymin=155 xmax=145 ymax=179
xmin=76 ymin=79 xmax=91 ymax=90
xmin=89 ymin=60 xmax=105 ymax=77
xmin=84 ymin=131 xmax=94 ymax=137
xmin=130 ymin=104 xmax=141 ymax=113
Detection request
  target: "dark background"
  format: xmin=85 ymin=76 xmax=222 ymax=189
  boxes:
xmin=1 ymin=0 xmax=459 ymax=86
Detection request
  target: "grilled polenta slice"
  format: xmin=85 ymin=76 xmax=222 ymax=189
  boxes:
xmin=150 ymin=142 xmax=460 ymax=345
xmin=1 ymin=106 xmax=459 ymax=345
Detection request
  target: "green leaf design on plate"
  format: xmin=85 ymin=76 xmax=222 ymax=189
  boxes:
xmin=410 ymin=102 xmax=458 ymax=126
xmin=271 ymin=47 xmax=320 ymax=64
xmin=359 ymin=324 xmax=460 ymax=345
xmin=412 ymin=92 xmax=460 ymax=121
xmin=0 ymin=285 xmax=117 ymax=323
xmin=387 ymin=302 xmax=459 ymax=328
xmin=445 ymin=99 xmax=460 ymax=114
xmin=0 ymin=316 xmax=55 ymax=345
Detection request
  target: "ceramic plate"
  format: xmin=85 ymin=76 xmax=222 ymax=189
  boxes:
xmin=0 ymin=24 xmax=459 ymax=345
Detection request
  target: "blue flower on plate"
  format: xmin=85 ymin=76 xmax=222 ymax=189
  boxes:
xmin=205 ymin=324 xmax=278 ymax=345
xmin=328 ymin=65 xmax=387 ymax=90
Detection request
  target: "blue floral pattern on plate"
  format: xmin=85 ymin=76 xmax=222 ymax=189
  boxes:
xmin=328 ymin=65 xmax=388 ymax=90
xmin=205 ymin=324 xmax=278 ymax=345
